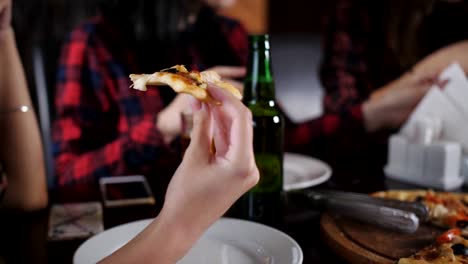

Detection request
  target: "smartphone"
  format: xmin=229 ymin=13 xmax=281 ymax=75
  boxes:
xmin=99 ymin=175 xmax=155 ymax=208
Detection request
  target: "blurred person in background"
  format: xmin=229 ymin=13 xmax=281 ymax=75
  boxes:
xmin=286 ymin=0 xmax=468 ymax=191
xmin=0 ymin=0 xmax=48 ymax=210
xmin=52 ymin=0 xmax=247 ymax=200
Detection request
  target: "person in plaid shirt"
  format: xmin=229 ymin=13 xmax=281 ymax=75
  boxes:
xmin=293 ymin=0 xmax=468 ymax=191
xmin=53 ymin=0 xmax=247 ymax=193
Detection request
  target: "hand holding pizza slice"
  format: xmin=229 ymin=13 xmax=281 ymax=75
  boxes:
xmin=129 ymin=65 xmax=242 ymax=103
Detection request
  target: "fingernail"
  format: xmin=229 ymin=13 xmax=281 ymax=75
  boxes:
xmin=190 ymin=97 xmax=201 ymax=112
xmin=201 ymin=102 xmax=208 ymax=112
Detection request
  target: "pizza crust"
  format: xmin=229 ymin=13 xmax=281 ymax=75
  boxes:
xmin=130 ymin=72 xmax=209 ymax=100
xmin=129 ymin=65 xmax=242 ymax=102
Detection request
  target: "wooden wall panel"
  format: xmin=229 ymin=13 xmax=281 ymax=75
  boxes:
xmin=221 ymin=0 xmax=268 ymax=34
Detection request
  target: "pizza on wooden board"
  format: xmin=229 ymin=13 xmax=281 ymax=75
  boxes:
xmin=373 ymin=190 xmax=468 ymax=236
xmin=129 ymin=65 xmax=242 ymax=103
xmin=372 ymin=190 xmax=468 ymax=263
xmin=398 ymin=229 xmax=468 ymax=264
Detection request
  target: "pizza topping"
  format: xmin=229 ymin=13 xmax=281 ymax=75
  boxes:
xmin=400 ymin=245 xmax=440 ymax=262
xmin=432 ymin=204 xmax=449 ymax=219
xmin=456 ymin=220 xmax=468 ymax=228
xmin=462 ymin=200 xmax=468 ymax=207
xmin=437 ymin=229 xmax=462 ymax=244
xmin=426 ymin=193 xmax=443 ymax=204
xmin=422 ymin=247 xmax=441 ymax=261
xmin=398 ymin=234 xmax=467 ymax=263
xmin=161 ymin=67 xmax=179 ymax=74
xmin=451 ymin=243 xmax=468 ymax=256
xmin=415 ymin=196 xmax=424 ymax=203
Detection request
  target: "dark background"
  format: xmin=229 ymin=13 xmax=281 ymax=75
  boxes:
xmin=269 ymin=0 xmax=332 ymax=34
xmin=12 ymin=0 xmax=332 ymax=107
xmin=11 ymin=0 xmax=333 ymax=187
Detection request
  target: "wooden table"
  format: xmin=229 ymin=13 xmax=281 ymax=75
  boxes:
xmin=321 ymin=213 xmax=444 ymax=264
xmin=319 ymin=180 xmax=468 ymax=263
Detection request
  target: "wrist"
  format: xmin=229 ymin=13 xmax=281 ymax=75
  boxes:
xmin=0 ymin=27 xmax=14 ymax=44
xmin=158 ymin=206 xmax=206 ymax=238
xmin=152 ymin=211 xmax=204 ymax=260
xmin=100 ymin=213 xmax=201 ymax=264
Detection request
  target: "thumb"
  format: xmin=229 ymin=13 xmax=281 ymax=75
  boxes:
xmin=185 ymin=103 xmax=212 ymax=159
xmin=209 ymin=66 xmax=246 ymax=79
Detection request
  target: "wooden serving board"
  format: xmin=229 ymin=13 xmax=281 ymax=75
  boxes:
xmin=321 ymin=213 xmax=445 ymax=264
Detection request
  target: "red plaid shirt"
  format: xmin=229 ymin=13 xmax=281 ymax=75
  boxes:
xmin=53 ymin=1 xmax=391 ymax=192
xmin=53 ymin=9 xmax=248 ymax=187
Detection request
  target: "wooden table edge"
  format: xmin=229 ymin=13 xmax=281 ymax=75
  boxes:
xmin=320 ymin=213 xmax=395 ymax=264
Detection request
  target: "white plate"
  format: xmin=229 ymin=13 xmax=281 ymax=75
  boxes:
xmin=73 ymin=218 xmax=303 ymax=264
xmin=284 ymin=152 xmax=332 ymax=191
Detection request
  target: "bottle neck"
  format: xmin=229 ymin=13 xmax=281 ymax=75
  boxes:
xmin=244 ymin=43 xmax=276 ymax=104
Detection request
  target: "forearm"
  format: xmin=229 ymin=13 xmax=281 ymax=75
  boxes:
xmin=362 ymin=100 xmax=383 ymax=133
xmin=412 ymin=40 xmax=468 ymax=76
xmin=362 ymin=73 xmax=409 ymax=133
xmin=0 ymin=28 xmax=47 ymax=210
xmin=0 ymin=28 xmax=32 ymax=107
xmin=0 ymin=112 xmax=47 ymax=210
xmin=99 ymin=213 xmax=203 ymax=264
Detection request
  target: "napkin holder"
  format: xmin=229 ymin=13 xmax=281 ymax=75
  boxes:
xmin=461 ymin=156 xmax=468 ymax=186
xmin=385 ymin=135 xmax=463 ymax=190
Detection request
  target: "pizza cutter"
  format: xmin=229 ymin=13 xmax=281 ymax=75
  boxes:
xmin=293 ymin=190 xmax=421 ymax=233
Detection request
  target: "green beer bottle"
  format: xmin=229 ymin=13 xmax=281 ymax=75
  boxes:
xmin=239 ymin=34 xmax=284 ymax=227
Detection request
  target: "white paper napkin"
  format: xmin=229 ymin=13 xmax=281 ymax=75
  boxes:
xmin=439 ymin=63 xmax=468 ymax=120
xmin=400 ymin=85 xmax=468 ymax=153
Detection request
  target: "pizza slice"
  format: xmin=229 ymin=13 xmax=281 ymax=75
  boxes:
xmin=373 ymin=190 xmax=468 ymax=236
xmin=129 ymin=65 xmax=242 ymax=103
xmin=398 ymin=229 xmax=468 ymax=264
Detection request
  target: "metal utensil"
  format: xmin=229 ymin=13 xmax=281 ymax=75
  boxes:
xmin=314 ymin=189 xmax=429 ymax=221
xmin=303 ymin=191 xmax=420 ymax=233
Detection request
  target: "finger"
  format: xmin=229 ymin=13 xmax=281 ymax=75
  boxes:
xmin=189 ymin=96 xmax=201 ymax=112
xmin=185 ymin=103 xmax=212 ymax=159
xmin=408 ymin=83 xmax=431 ymax=106
xmin=224 ymin=79 xmax=244 ymax=93
xmin=209 ymin=66 xmax=246 ymax=79
xmin=209 ymin=103 xmax=230 ymax=157
xmin=207 ymin=83 xmax=245 ymax=108
xmin=210 ymin=106 xmax=230 ymax=157
xmin=207 ymin=84 xmax=235 ymax=156
xmin=207 ymin=85 xmax=254 ymax=164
